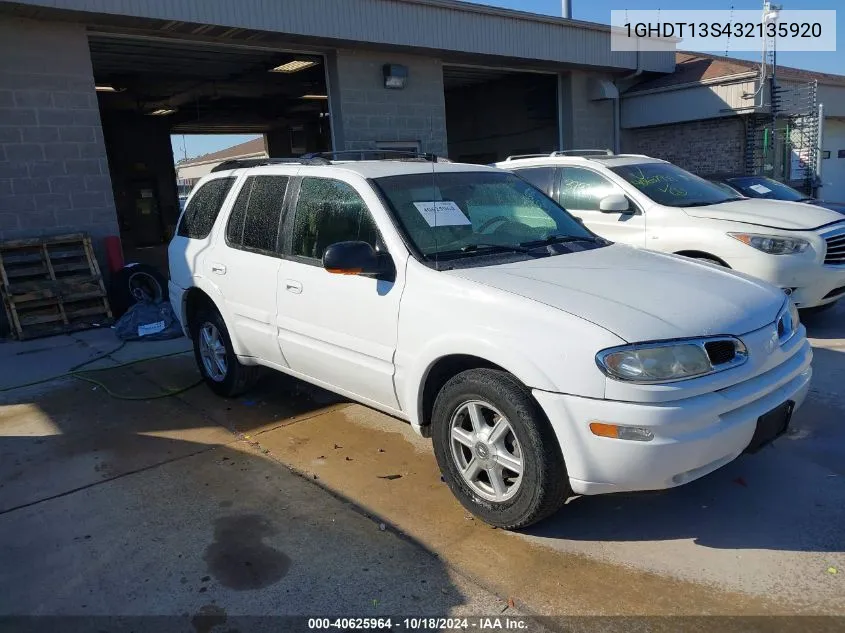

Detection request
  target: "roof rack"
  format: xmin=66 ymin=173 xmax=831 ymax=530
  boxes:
xmin=302 ymin=150 xmax=451 ymax=163
xmin=210 ymin=157 xmax=329 ymax=172
xmin=503 ymin=149 xmax=615 ymax=161
xmin=553 ymin=149 xmax=615 ymax=157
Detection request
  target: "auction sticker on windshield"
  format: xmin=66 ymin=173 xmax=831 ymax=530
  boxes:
xmin=413 ymin=201 xmax=471 ymax=227
xmin=749 ymin=184 xmax=773 ymax=194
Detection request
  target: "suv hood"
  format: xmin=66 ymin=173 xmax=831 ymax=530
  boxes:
xmin=683 ymin=198 xmax=842 ymax=230
xmin=446 ymin=245 xmax=785 ymax=342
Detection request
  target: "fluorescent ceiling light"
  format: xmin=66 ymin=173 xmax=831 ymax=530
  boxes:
xmin=271 ymin=60 xmax=317 ymax=73
xmin=95 ymin=84 xmax=121 ymax=92
xmin=147 ymin=108 xmax=177 ymax=116
xmin=300 ymin=94 xmax=328 ymax=100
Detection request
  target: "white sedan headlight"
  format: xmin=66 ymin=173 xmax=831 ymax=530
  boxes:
xmin=728 ymin=232 xmax=809 ymax=255
xmin=596 ymin=338 xmax=747 ymax=383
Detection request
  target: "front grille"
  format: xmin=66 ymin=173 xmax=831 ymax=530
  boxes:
xmin=824 ymin=232 xmax=845 ymax=265
xmin=823 ymin=285 xmax=845 ymax=300
xmin=705 ymin=340 xmax=737 ymax=365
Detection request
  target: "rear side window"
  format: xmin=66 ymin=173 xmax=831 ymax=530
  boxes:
xmin=225 ymin=175 xmax=289 ymax=254
xmin=177 ymin=177 xmax=235 ymax=239
xmin=514 ymin=167 xmax=554 ymax=196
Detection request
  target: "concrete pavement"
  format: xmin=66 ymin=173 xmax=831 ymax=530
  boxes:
xmin=0 ymin=302 xmax=843 ymax=621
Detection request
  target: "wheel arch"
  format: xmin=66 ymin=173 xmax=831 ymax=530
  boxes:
xmin=673 ymin=250 xmax=731 ymax=267
xmin=413 ymin=350 xmax=556 ymax=437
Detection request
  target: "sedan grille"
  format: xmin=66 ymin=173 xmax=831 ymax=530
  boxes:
xmin=824 ymin=231 xmax=845 ymax=265
xmin=704 ymin=340 xmax=738 ymax=365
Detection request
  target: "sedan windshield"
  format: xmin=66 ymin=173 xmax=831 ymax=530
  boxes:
xmin=725 ymin=176 xmax=810 ymax=202
xmin=372 ymin=170 xmax=598 ymax=260
xmin=610 ymin=162 xmax=743 ymax=208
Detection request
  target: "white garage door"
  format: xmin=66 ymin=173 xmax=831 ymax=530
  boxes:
xmin=821 ymin=118 xmax=845 ymax=202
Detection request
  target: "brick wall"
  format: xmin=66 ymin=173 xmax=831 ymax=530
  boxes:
xmin=621 ymin=117 xmax=746 ymax=175
xmin=329 ymin=50 xmax=447 ymax=155
xmin=0 ymin=17 xmax=118 ymax=242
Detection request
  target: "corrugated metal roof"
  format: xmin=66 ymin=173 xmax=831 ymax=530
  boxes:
xmin=3 ymin=0 xmax=675 ymax=72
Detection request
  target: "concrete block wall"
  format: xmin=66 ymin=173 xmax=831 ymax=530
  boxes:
xmin=566 ymin=71 xmax=615 ymax=151
xmin=0 ymin=17 xmax=118 ymax=242
xmin=328 ymin=50 xmax=447 ymax=156
xmin=622 ymin=117 xmax=746 ymax=175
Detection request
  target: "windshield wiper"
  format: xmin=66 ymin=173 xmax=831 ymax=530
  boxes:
xmin=519 ymin=234 xmax=605 ymax=248
xmin=460 ymin=242 xmax=536 ymax=254
xmin=682 ymin=198 xmax=740 ymax=207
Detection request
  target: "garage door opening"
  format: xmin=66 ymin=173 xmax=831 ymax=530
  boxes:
xmin=444 ymin=66 xmax=558 ymax=164
xmin=89 ymin=34 xmax=332 ymax=262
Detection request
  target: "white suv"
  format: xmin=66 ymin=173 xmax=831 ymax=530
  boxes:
xmin=496 ymin=151 xmax=845 ymax=312
xmin=169 ymin=154 xmax=812 ymax=528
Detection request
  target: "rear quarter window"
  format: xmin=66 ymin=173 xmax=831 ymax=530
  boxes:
xmin=177 ymin=177 xmax=236 ymax=239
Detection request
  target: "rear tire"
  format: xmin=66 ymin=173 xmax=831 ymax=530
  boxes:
xmin=192 ymin=307 xmax=260 ymax=398
xmin=431 ymin=368 xmax=569 ymax=529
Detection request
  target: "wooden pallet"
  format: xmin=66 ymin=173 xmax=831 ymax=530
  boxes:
xmin=0 ymin=233 xmax=113 ymax=340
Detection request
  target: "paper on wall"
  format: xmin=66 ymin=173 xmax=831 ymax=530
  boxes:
xmin=413 ymin=201 xmax=471 ymax=228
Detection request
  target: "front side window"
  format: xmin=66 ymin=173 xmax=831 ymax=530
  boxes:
xmin=557 ymin=167 xmax=622 ymax=211
xmin=177 ymin=177 xmax=235 ymax=239
xmin=291 ymin=178 xmax=380 ymax=261
xmin=225 ymin=176 xmax=289 ymax=253
xmin=610 ymin=162 xmax=743 ymax=208
xmin=372 ymin=170 xmax=595 ymax=260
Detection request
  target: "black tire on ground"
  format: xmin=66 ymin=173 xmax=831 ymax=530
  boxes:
xmin=191 ymin=307 xmax=261 ymax=398
xmin=109 ymin=263 xmax=169 ymax=318
xmin=431 ymin=368 xmax=570 ymax=529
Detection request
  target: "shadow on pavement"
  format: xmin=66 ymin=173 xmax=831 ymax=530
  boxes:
xmin=0 ymin=356 xmax=489 ymax=618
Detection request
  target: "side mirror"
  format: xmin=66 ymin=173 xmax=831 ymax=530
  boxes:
xmin=599 ymin=193 xmax=631 ymax=213
xmin=323 ymin=241 xmax=394 ymax=280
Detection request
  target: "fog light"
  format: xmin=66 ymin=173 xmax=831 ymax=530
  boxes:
xmin=589 ymin=422 xmax=654 ymax=442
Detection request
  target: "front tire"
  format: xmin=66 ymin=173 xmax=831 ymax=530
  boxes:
xmin=192 ymin=308 xmax=260 ymax=397
xmin=431 ymin=369 xmax=569 ymax=529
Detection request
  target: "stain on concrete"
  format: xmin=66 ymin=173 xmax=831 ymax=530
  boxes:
xmin=191 ymin=604 xmax=227 ymax=633
xmin=204 ymin=514 xmax=290 ymax=590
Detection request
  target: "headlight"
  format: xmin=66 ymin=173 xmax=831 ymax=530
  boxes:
xmin=728 ymin=232 xmax=809 ymax=255
xmin=596 ymin=337 xmax=747 ymax=383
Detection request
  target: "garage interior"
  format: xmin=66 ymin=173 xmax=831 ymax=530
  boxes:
xmin=89 ymin=33 xmax=331 ymax=260
xmin=444 ymin=66 xmax=559 ymax=164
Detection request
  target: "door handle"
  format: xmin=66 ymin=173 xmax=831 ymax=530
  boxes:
xmin=210 ymin=263 xmax=227 ymax=275
xmin=285 ymin=279 xmax=302 ymax=294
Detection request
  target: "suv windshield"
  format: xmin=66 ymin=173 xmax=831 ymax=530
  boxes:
xmin=372 ymin=170 xmax=598 ymax=261
xmin=610 ymin=162 xmax=743 ymax=208
xmin=725 ymin=176 xmax=810 ymax=202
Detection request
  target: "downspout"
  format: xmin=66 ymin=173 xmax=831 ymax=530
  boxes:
xmin=613 ymin=41 xmax=643 ymax=154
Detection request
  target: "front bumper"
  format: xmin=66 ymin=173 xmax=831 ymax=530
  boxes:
xmin=533 ymin=337 xmax=813 ymax=496
xmin=731 ymin=254 xmax=845 ymax=308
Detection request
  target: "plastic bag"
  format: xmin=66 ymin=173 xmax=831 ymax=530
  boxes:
xmin=113 ymin=299 xmax=184 ymax=341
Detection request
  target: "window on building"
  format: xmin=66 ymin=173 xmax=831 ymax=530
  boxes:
xmin=177 ymin=177 xmax=235 ymax=239
xmin=291 ymin=178 xmax=379 ymax=261
xmin=225 ymin=176 xmax=289 ymax=253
